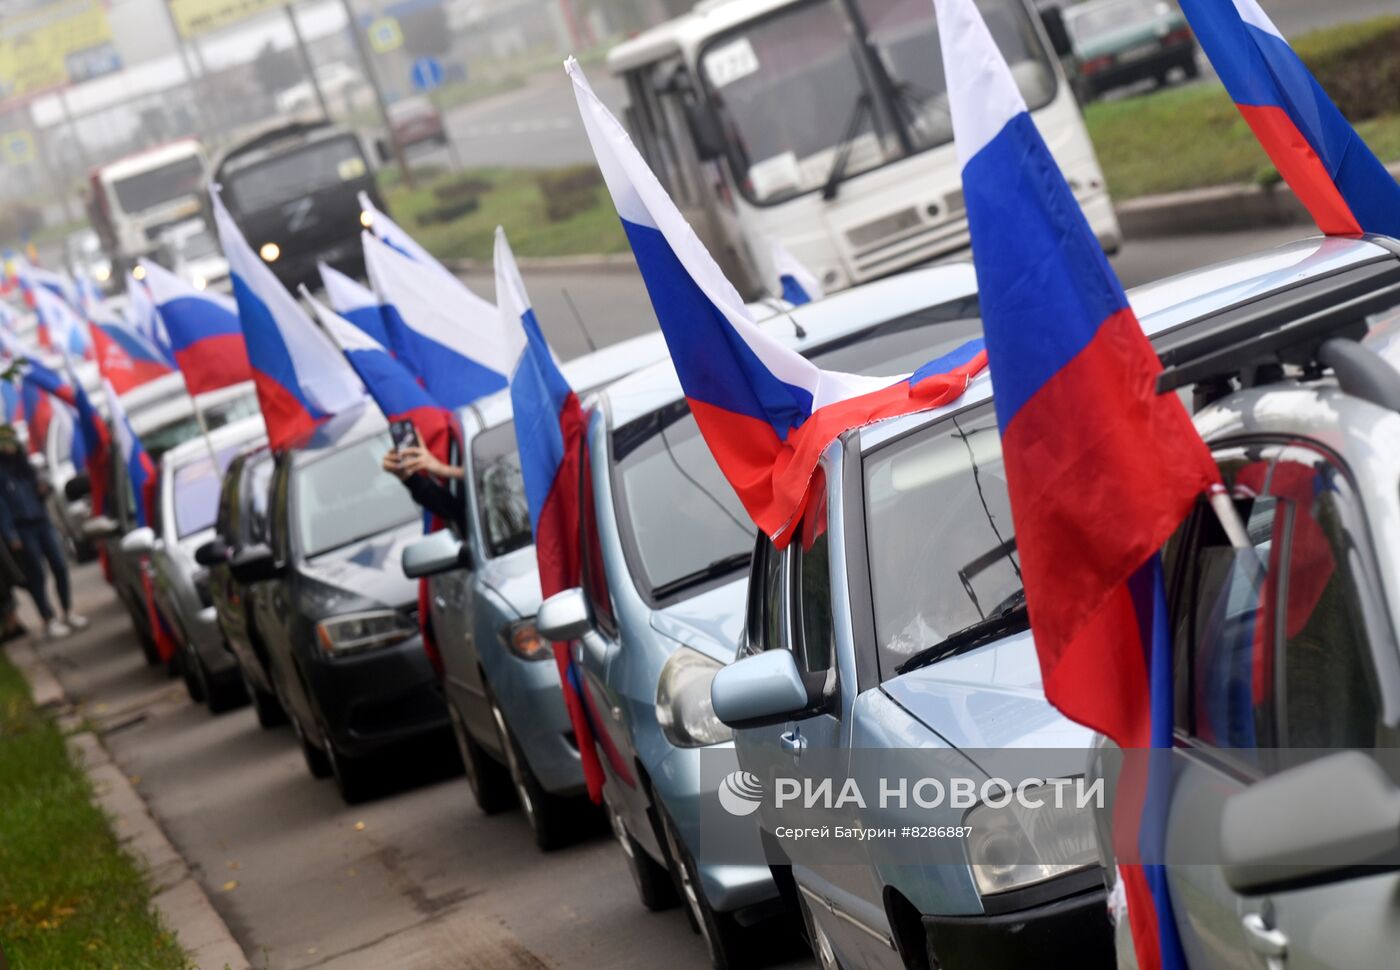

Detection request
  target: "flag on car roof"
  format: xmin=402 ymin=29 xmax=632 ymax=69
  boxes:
xmin=141 ymin=259 xmax=252 ymax=395
xmin=772 ymin=240 xmax=823 ymax=306
xmin=568 ymin=58 xmax=986 ymax=545
xmin=932 ymin=1 xmax=1220 ymax=968
xmin=212 ymin=189 xmax=366 ymax=451
xmin=318 ymin=262 xmax=395 ymax=349
xmin=358 ymin=191 xmax=445 ymax=271
xmin=64 ymin=355 xmax=111 ymax=517
xmin=125 ymin=273 xmax=176 ymax=368
xmin=363 ymin=230 xmax=512 ymax=409
xmin=33 ymin=287 xmax=92 ymax=359
xmin=1180 ymin=0 xmax=1400 ymax=237
xmin=19 ymin=355 xmax=77 ymax=409
xmin=87 ymin=302 xmax=175 ymax=396
xmin=303 ymin=289 xmax=453 ymax=462
xmin=495 ymin=227 xmax=607 ymax=805
xmin=103 ymin=377 xmax=158 ymax=528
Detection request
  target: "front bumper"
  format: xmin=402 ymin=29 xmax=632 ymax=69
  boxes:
xmin=490 ymin=652 xmax=586 ymax=798
xmin=306 ymin=635 xmax=450 ymax=758
xmin=923 ymin=886 xmax=1115 ymax=969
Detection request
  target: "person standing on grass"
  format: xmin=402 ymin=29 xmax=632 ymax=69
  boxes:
xmin=0 ymin=426 xmax=87 ymax=638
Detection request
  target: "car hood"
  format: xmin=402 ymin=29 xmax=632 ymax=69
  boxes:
xmin=647 ymin=578 xmax=747 ymax=664
xmin=298 ymin=520 xmax=421 ymax=609
xmin=477 ymin=544 xmax=542 ymax=620
xmin=880 ymin=630 xmax=1093 ymax=752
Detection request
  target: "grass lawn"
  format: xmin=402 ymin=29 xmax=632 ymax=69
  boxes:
xmin=1085 ymin=15 xmax=1400 ymax=199
xmin=381 ymin=166 xmax=629 ymax=262
xmin=0 ymin=654 xmax=188 ymax=969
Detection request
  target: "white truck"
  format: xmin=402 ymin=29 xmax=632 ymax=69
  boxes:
xmin=87 ymin=139 xmax=209 ymax=277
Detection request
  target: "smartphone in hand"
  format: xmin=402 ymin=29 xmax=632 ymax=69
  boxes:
xmin=389 ymin=419 xmax=418 ymax=454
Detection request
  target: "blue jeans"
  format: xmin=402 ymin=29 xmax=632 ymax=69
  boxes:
xmin=15 ymin=520 xmax=69 ymax=622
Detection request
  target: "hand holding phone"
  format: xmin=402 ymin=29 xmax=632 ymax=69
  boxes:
xmin=389 ymin=419 xmax=419 ymax=454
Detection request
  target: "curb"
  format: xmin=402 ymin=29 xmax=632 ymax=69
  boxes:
xmin=443 ymin=252 xmax=637 ymax=276
xmin=1118 ymin=160 xmax=1400 ymax=240
xmin=4 ymin=640 xmax=251 ymax=970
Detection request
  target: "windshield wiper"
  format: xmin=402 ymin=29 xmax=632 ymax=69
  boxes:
xmin=651 ymin=551 xmax=752 ymax=600
xmin=895 ymin=594 xmax=1029 ymax=676
xmin=822 ymin=92 xmax=872 ymax=201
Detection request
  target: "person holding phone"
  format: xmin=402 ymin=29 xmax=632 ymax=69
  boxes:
xmin=382 ymin=421 xmax=465 ymax=532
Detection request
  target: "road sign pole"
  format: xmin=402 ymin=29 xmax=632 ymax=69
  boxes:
xmin=286 ymin=2 xmax=331 ymax=122
xmin=339 ymin=0 xmax=414 ymax=189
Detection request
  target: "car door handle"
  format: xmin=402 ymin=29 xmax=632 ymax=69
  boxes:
xmin=780 ymin=730 xmax=806 ymax=754
xmin=1242 ymin=913 xmax=1287 ymax=960
xmin=433 ymin=595 xmax=447 ymax=609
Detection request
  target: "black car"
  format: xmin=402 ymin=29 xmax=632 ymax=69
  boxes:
xmin=212 ymin=120 xmax=386 ymax=291
xmin=229 ymin=407 xmax=449 ymax=803
xmin=200 ymin=444 xmax=283 ymax=727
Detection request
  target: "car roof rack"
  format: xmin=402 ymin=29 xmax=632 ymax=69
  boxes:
xmin=1156 ymin=241 xmax=1400 ymax=405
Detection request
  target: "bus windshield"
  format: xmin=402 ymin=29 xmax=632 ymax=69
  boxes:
xmin=222 ymin=135 xmax=368 ymax=215
xmin=700 ymin=0 xmax=1056 ymax=205
xmin=110 ymin=155 xmax=204 ymax=214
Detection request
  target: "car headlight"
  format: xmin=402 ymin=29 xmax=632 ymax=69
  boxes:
xmin=359 ymin=209 xmax=374 ymax=229
xmin=259 ymin=242 xmax=280 ymax=263
xmin=192 ymin=275 xmax=207 ymax=290
xmin=501 ymin=618 xmax=551 ymax=661
xmin=964 ymin=782 xmax=1099 ymax=896
xmin=315 ymin=609 xmax=416 ymax=655
xmin=132 ymin=264 xmax=147 ymax=281
xmin=656 ymin=646 xmax=732 ymax=748
xmin=94 ymin=264 xmax=111 ymax=282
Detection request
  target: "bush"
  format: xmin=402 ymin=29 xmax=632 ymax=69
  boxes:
xmin=432 ymin=174 xmax=493 ymax=203
xmin=537 ymin=166 xmax=603 ymax=223
xmin=1301 ymin=20 xmax=1400 ymax=123
xmin=419 ymin=196 xmax=481 ymax=225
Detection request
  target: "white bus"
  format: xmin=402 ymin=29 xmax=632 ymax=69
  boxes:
xmin=608 ymin=0 xmax=1120 ymax=299
xmin=88 ymin=139 xmax=209 ymax=276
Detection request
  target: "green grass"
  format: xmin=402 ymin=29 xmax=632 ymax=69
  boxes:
xmin=380 ymin=166 xmax=628 ymax=262
xmin=1085 ymin=15 xmax=1400 ymax=199
xmin=0 ymin=655 xmax=188 ymax=970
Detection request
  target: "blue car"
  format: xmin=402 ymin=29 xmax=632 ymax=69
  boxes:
xmin=403 ymin=332 xmax=669 ymax=849
xmin=709 ymin=235 xmax=1387 ymax=970
xmin=536 ymin=264 xmax=996 ymax=969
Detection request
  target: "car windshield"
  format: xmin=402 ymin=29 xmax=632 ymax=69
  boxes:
xmin=863 ymin=400 xmax=1022 ymax=679
xmin=202 ymin=392 xmax=261 ymax=430
xmin=1066 ymin=0 xmax=1165 ymax=44
xmin=612 ymin=298 xmax=983 ymax=598
xmin=173 ymin=445 xmax=243 ymax=538
xmin=110 ymin=155 xmax=204 ymax=214
xmin=701 ymin=0 xmax=1054 ymax=204
xmin=295 ymin=432 xmax=419 ymax=557
xmin=223 ymin=135 xmax=368 ymax=214
xmin=471 ymin=420 xmax=532 ymax=559
xmin=138 ymin=415 xmax=203 ymax=464
xmin=177 ymin=227 xmax=220 ymax=261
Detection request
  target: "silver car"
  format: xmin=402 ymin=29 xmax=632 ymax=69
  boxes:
xmin=134 ymin=415 xmax=267 ymax=713
xmin=1097 ymin=236 xmax=1400 ymax=970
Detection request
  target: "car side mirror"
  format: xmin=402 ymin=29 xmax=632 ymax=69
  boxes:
xmin=120 ymin=526 xmax=156 ymax=556
xmin=683 ymin=96 xmax=727 ymax=162
xmin=1040 ymin=6 xmax=1073 ymax=59
xmin=401 ymin=530 xmax=470 ymax=578
xmin=229 ymin=543 xmax=284 ymax=584
xmin=711 ymin=650 xmax=824 ymax=729
xmin=537 ymin=588 xmax=593 ymax=642
xmin=65 ymin=473 xmax=91 ymax=502
xmin=194 ymin=538 xmax=230 ymax=567
xmin=1222 ymin=751 xmax=1400 ymax=896
xmin=82 ymin=514 xmax=121 ymax=539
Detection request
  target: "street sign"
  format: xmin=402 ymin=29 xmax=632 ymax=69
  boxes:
xmin=0 ymin=131 xmax=34 ymax=166
xmin=409 ymin=57 xmax=444 ymax=93
xmin=368 ymin=17 xmax=404 ymax=54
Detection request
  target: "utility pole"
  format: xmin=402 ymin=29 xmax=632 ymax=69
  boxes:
xmin=286 ymin=2 xmax=331 ymax=122
xmin=337 ymin=0 xmax=414 ymax=188
xmin=158 ymin=0 xmax=215 ymax=141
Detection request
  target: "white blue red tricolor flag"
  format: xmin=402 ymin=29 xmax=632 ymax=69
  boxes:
xmin=64 ymin=355 xmax=111 ymax=516
xmin=212 ymin=190 xmax=365 ymax=450
xmin=495 ymin=227 xmax=607 ymax=804
xmin=304 ymin=289 xmax=453 ymax=461
xmin=87 ymin=301 xmax=175 ymax=396
xmin=33 ymin=287 xmax=91 ymax=359
xmin=772 ymin=240 xmax=824 ymax=306
xmin=103 ymin=378 xmax=158 ymax=528
xmin=1180 ymin=0 xmax=1400 ymax=237
xmin=125 ymin=274 xmax=176 ymax=367
xmin=362 ymin=230 xmax=512 ymax=410
xmin=318 ymin=262 xmax=395 ymax=349
xmin=568 ymin=58 xmax=986 ymax=544
xmin=141 ymin=259 xmax=253 ymax=395
xmin=932 ymin=1 xmax=1221 ymax=968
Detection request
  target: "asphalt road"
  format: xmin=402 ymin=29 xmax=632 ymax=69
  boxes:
xmin=39 ymin=223 xmax=1316 ymax=969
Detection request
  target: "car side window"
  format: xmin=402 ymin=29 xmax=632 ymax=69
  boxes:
xmin=579 ymin=437 xmax=618 ymax=639
xmin=791 ymin=468 xmax=835 ymax=675
xmin=743 ymin=533 xmax=787 ymax=656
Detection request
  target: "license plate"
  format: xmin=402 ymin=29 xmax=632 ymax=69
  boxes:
xmin=1121 ymin=43 xmax=1160 ymax=62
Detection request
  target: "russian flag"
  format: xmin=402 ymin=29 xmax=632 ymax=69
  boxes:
xmin=932 ymin=1 xmax=1221 ymax=967
xmin=103 ymin=378 xmax=158 ymax=528
xmin=142 ymin=260 xmax=253 ymax=395
xmin=318 ymin=262 xmax=394 ymax=349
xmin=64 ymin=356 xmax=111 ymax=516
xmin=33 ymin=287 xmax=92 ymax=359
xmin=358 ymin=192 xmax=443 ymax=271
xmin=1180 ymin=0 xmax=1400 ymax=237
xmin=772 ymin=239 xmax=824 ymax=306
xmin=304 ymin=289 xmax=453 ymax=461
xmin=569 ymin=59 xmax=986 ymax=545
xmin=20 ymin=356 xmax=77 ymax=409
xmin=87 ymin=299 xmax=175 ymax=395
xmin=363 ymin=230 xmax=512 ymax=410
xmin=125 ymin=274 xmax=177 ymax=368
xmin=212 ymin=189 xmax=366 ymax=451
xmin=496 ymin=227 xmax=608 ymax=804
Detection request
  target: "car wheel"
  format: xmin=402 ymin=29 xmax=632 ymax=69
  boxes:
xmin=659 ymin=807 xmax=750 ymax=970
xmin=448 ymin=700 xmax=515 ymax=815
xmin=323 ymin=730 xmax=376 ymax=805
xmin=242 ymin=666 xmax=286 ymax=729
xmin=204 ymin=666 xmax=248 ymax=715
xmin=487 ymin=691 xmax=572 ymax=851
xmin=1183 ymin=54 xmax=1200 ymax=79
xmin=280 ymin=679 xmax=332 ymax=779
xmin=127 ymin=600 xmax=161 ymax=666
xmin=181 ymin=643 xmax=207 ymax=704
xmin=797 ymin=888 xmax=842 ymax=970
xmin=609 ymin=799 xmax=677 ymax=912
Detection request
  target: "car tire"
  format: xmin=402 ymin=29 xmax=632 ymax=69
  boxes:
xmin=659 ymin=807 xmax=750 ymax=970
xmin=323 ymin=731 xmax=376 ymax=805
xmin=181 ymin=643 xmax=207 ymax=704
xmin=448 ymin=700 xmax=515 ymax=815
xmin=487 ymin=691 xmax=572 ymax=851
xmin=242 ymin=666 xmax=286 ymax=729
xmin=280 ymin=679 xmax=332 ymax=779
xmin=204 ymin=666 xmax=248 ymax=715
xmin=609 ymin=799 xmax=677 ymax=912
xmin=796 ymin=888 xmax=843 ymax=970
xmin=127 ymin=600 xmax=161 ymax=666
xmin=1183 ymin=54 xmax=1200 ymax=79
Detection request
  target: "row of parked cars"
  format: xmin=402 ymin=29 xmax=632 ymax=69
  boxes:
xmin=42 ymin=231 xmax=1400 ymax=970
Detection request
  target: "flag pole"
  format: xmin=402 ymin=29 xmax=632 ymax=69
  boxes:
xmin=190 ymin=391 xmax=220 ymax=467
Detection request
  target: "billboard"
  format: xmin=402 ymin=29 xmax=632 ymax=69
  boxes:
xmin=167 ymin=0 xmax=288 ymax=38
xmin=0 ymin=0 xmax=119 ymax=102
